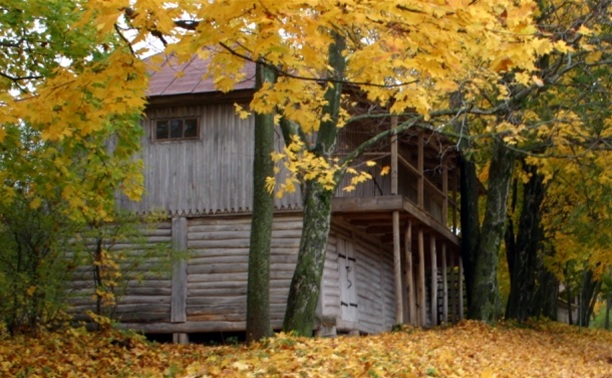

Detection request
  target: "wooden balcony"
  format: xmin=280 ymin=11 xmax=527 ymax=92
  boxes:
xmin=332 ymin=124 xmax=464 ymax=327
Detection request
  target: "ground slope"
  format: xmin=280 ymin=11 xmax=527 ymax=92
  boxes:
xmin=1 ymin=320 xmax=611 ymax=377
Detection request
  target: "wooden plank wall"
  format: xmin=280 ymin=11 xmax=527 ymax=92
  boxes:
xmin=326 ymin=223 xmax=395 ymax=334
xmin=321 ymin=232 xmax=342 ymax=323
xmin=67 ymin=222 xmax=173 ymax=323
xmin=118 ymin=103 xmax=302 ymax=216
xmin=68 ymin=214 xmax=401 ymax=335
xmin=185 ymin=214 xmax=302 ymax=332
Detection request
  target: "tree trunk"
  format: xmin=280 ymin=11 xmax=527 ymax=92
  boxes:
xmin=452 ymin=91 xmax=480 ymax=311
xmin=459 ymin=153 xmax=480 ymax=309
xmin=565 ymin=270 xmax=574 ymax=325
xmin=282 ymin=181 xmax=335 ymax=335
xmin=530 ymin=263 xmax=559 ymax=320
xmin=246 ymin=63 xmax=276 ymax=343
xmin=282 ymin=33 xmax=345 ymax=336
xmin=577 ymin=269 xmax=600 ymax=327
xmin=505 ymin=163 xmax=546 ymax=321
xmin=468 ymin=138 xmax=515 ymax=322
xmin=605 ymin=296 xmax=611 ymax=330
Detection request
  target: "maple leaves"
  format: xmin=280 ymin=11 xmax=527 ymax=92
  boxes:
xmin=0 ymin=0 xmax=147 ymax=224
xmin=2 ymin=321 xmax=612 ymax=377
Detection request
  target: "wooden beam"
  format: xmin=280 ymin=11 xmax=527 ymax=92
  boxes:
xmin=418 ymin=228 xmax=426 ymax=327
xmin=391 ymin=116 xmax=398 ymax=195
xmin=442 ymin=243 xmax=448 ymax=324
xmin=442 ymin=163 xmax=449 ymax=227
xmin=397 ymin=152 xmax=420 ymax=176
xmin=171 ymin=217 xmax=188 ymax=344
xmin=402 ymin=200 xmax=460 ymax=246
xmin=404 ymin=221 xmax=416 ymax=326
xmin=119 ymin=320 xmax=247 ymax=334
xmin=430 ymin=235 xmax=438 ymax=327
xmin=333 ymin=196 xmax=461 ymax=249
xmin=452 ymin=166 xmax=458 ymax=233
xmin=418 ymin=132 xmax=424 ymax=209
xmin=393 ymin=211 xmax=403 ymax=325
xmin=332 ymin=195 xmax=404 ymax=212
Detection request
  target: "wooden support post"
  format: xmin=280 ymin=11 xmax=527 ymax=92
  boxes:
xmin=442 ymin=243 xmax=448 ymax=324
xmin=430 ymin=235 xmax=438 ymax=327
xmin=459 ymin=254 xmax=465 ymax=320
xmin=442 ymin=164 xmax=449 ymax=228
xmin=393 ymin=211 xmax=403 ymax=325
xmin=404 ymin=221 xmax=416 ymax=326
xmin=452 ymin=167 xmax=458 ymax=234
xmin=451 ymin=254 xmax=459 ymax=323
xmin=418 ymin=228 xmax=426 ymax=327
xmin=418 ymin=132 xmax=424 ymax=209
xmin=171 ymin=217 xmax=188 ymax=344
xmin=391 ymin=116 xmax=398 ymax=196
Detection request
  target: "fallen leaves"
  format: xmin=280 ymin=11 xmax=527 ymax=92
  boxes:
xmin=1 ymin=320 xmax=612 ymax=377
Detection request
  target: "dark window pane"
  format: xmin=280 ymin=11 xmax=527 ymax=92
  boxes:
xmin=156 ymin=120 xmax=169 ymax=139
xmin=170 ymin=119 xmax=182 ymax=138
xmin=184 ymin=119 xmax=198 ymax=138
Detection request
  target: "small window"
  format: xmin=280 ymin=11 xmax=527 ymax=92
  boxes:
xmin=154 ymin=118 xmax=199 ymax=141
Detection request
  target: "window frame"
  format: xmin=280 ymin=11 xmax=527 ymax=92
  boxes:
xmin=152 ymin=117 xmax=201 ymax=142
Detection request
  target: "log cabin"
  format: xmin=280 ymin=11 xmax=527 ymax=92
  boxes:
xmin=70 ymin=55 xmax=465 ymax=341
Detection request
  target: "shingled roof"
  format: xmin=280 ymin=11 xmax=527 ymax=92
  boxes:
xmin=146 ymin=54 xmax=256 ymax=97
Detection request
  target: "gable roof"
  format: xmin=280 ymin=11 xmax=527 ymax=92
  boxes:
xmin=147 ymin=54 xmax=256 ymax=98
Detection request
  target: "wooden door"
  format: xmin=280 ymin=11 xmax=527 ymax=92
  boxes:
xmin=338 ymin=238 xmax=358 ymax=323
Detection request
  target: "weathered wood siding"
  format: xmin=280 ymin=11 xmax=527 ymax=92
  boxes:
xmin=184 ymin=214 xmax=302 ymax=331
xmin=119 ymin=103 xmax=301 ymax=216
xmin=67 ymin=222 xmax=173 ymax=323
xmin=323 ymin=222 xmax=395 ymax=334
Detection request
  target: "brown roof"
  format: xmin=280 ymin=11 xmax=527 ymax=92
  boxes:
xmin=146 ymin=54 xmax=256 ymax=97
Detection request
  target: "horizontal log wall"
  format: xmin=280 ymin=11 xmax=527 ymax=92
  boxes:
xmin=67 ymin=221 xmax=174 ymax=323
xmin=185 ymin=214 xmax=302 ymax=331
xmin=68 ymin=213 xmax=402 ymax=335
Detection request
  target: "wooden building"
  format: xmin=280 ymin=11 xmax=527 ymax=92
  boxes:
xmin=70 ymin=55 xmax=464 ymax=339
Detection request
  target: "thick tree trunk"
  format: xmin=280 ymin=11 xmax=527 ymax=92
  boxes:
xmin=459 ymin=154 xmax=480 ymax=309
xmin=505 ymin=164 xmax=546 ymax=321
xmin=246 ymin=63 xmax=276 ymax=343
xmin=577 ymin=269 xmax=600 ymax=327
xmin=452 ymin=91 xmax=479 ymax=311
xmin=468 ymin=138 xmax=515 ymax=322
xmin=282 ymin=182 xmax=334 ymax=335
xmin=531 ymin=261 xmax=559 ymax=320
xmin=282 ymin=33 xmax=345 ymax=337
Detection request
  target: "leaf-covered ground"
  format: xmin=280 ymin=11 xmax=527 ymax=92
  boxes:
xmin=2 ymin=321 xmax=612 ymax=377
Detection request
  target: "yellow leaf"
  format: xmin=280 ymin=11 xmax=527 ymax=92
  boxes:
xmin=532 ymin=75 xmax=544 ymax=87
xmin=577 ymin=25 xmax=593 ymax=36
xmin=26 ymin=285 xmax=37 ymax=296
xmin=585 ymin=50 xmax=603 ymax=64
xmin=234 ymin=103 xmax=251 ymax=119
xmin=29 ymin=197 xmax=42 ymax=210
